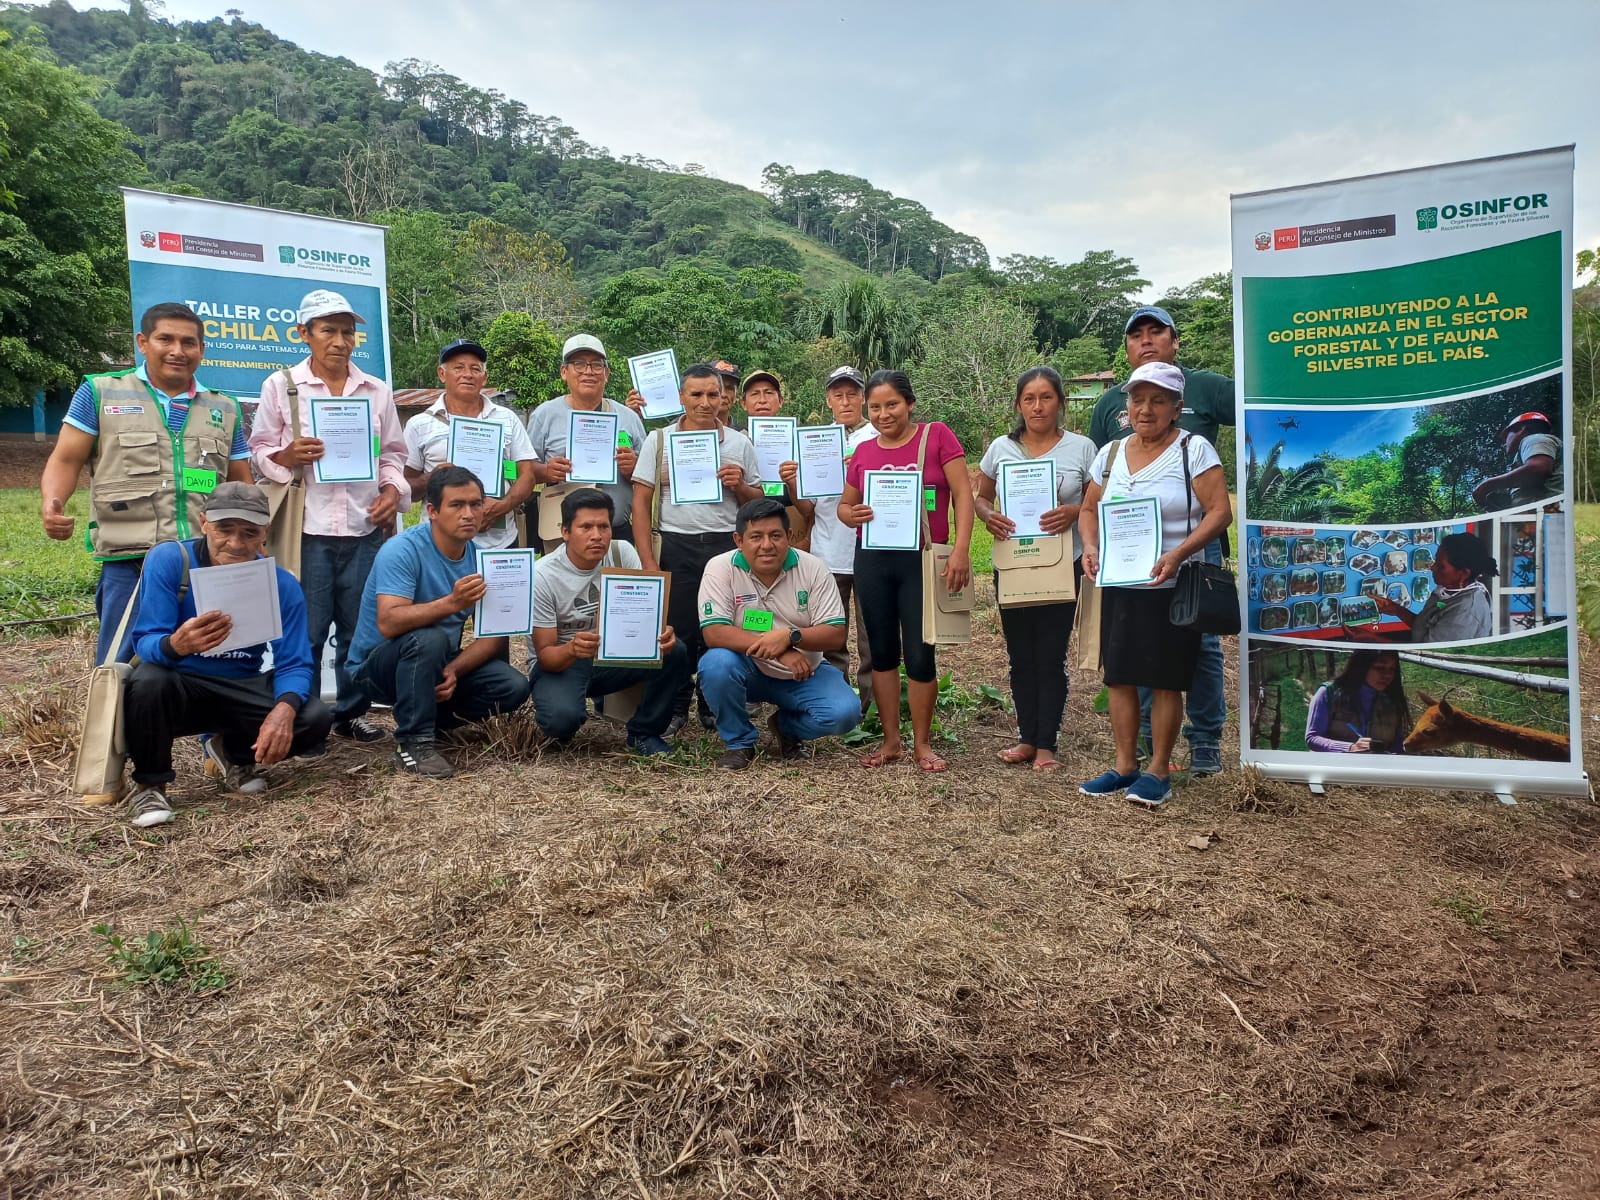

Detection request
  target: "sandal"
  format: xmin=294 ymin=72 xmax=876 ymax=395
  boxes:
xmin=861 ymin=748 xmax=903 ymax=768
xmin=1031 ymin=755 xmax=1062 ymax=773
xmin=996 ymin=744 xmax=1033 ymax=765
xmin=914 ymin=751 xmax=948 ymax=773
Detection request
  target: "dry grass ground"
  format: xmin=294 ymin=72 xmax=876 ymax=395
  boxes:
xmin=3 ymin=591 xmax=1599 ymax=1199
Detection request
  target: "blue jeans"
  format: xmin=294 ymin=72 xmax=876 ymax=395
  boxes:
xmin=529 ymin=641 xmax=690 ymax=741
xmin=697 ymin=649 xmax=862 ymax=750
xmin=94 ymin=558 xmax=144 ymax=664
xmin=353 ymin=626 xmax=530 ymax=742
xmin=1139 ymin=538 xmax=1226 ymax=753
xmin=300 ymin=530 xmax=383 ymax=719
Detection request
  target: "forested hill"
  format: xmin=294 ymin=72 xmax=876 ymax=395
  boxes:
xmin=0 ymin=0 xmax=985 ymax=289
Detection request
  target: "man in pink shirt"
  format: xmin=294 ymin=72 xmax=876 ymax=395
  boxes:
xmin=248 ymin=289 xmax=410 ymax=742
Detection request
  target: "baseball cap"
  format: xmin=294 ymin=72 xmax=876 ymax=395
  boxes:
xmin=439 ymin=339 xmax=487 ymax=364
xmin=1124 ymin=305 xmax=1177 ymax=335
xmin=1501 ymin=411 xmax=1552 ymax=436
xmin=711 ymin=359 xmax=741 ymax=384
xmin=825 ymin=365 xmax=865 ymax=389
xmin=561 ymin=333 xmax=607 ymax=363
xmin=297 ymin=289 xmax=364 ymax=325
xmin=741 ymin=369 xmax=783 ymax=394
xmin=1124 ymin=361 xmax=1186 ymax=396
xmin=205 ymin=481 xmax=271 ymax=526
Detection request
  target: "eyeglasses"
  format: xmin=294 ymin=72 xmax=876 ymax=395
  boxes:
xmin=566 ymin=359 xmax=608 ymax=375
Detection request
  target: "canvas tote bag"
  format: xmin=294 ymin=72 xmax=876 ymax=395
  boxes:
xmin=913 ymin=424 xmax=974 ymax=645
xmin=263 ymin=368 xmax=306 ymax=578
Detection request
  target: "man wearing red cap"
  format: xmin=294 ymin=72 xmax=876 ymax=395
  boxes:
xmin=1472 ymin=412 xmax=1561 ymax=509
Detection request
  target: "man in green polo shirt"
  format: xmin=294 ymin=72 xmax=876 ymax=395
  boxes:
xmin=1087 ymin=305 xmax=1236 ymax=777
xmin=698 ymin=498 xmax=861 ymax=769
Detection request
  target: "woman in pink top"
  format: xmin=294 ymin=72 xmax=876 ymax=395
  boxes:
xmin=838 ymin=370 xmax=974 ymax=772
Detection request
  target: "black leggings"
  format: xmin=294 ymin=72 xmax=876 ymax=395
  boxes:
xmin=995 ymin=574 xmax=1076 ymax=752
xmin=854 ymin=547 xmax=936 ymax=683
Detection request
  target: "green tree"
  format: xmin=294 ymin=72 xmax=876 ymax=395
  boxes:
xmin=459 ymin=218 xmax=583 ymax=330
xmin=0 ymin=30 xmax=143 ymax=405
xmin=1050 ymin=335 xmax=1110 ymax=380
xmin=1160 ymin=271 xmax=1234 ymax=378
xmin=999 ymin=250 xmax=1148 ymax=350
xmin=913 ymin=291 xmax=1040 ymax=450
xmin=800 ymin=276 xmax=919 ymax=373
xmin=380 ymin=207 xmax=463 ymax=386
xmin=481 ymin=311 xmax=563 ymax=407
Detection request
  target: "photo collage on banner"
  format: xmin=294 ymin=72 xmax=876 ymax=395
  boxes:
xmin=1231 ymin=147 xmax=1585 ymax=797
xmin=122 ymin=188 xmax=391 ymax=400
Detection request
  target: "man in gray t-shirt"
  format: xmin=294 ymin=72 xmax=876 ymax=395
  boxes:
xmin=529 ymin=487 xmax=688 ymax=754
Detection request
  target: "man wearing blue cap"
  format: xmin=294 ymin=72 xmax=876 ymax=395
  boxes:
xmin=1087 ymin=306 xmax=1235 ymax=777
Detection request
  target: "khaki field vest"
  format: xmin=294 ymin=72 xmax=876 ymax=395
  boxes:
xmin=87 ymin=370 xmax=239 ymax=560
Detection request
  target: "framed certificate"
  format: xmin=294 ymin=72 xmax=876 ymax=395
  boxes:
xmin=596 ymin=568 xmax=671 ymax=666
xmin=665 ymin=429 xmax=723 ymax=504
xmin=566 ymin=409 xmax=619 ymax=485
xmin=627 ymin=349 xmax=684 ymax=419
xmin=997 ymin=459 xmax=1057 ymax=539
xmin=795 ymin=423 xmax=847 ymax=499
xmin=447 ymin=416 xmax=505 ymax=498
xmin=308 ymin=398 xmax=376 ymax=483
xmin=1097 ymin=495 xmax=1162 ymax=587
xmin=860 ymin=469 xmax=921 ymax=551
xmin=473 ymin=549 xmax=536 ymax=636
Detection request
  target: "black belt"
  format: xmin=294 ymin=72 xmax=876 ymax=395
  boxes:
xmin=659 ymin=529 xmax=732 ymax=544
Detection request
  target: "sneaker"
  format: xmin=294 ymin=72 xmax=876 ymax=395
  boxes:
xmin=716 ymin=747 xmax=756 ymax=771
xmin=1079 ymin=768 xmax=1141 ymax=796
xmin=1190 ymin=746 xmax=1224 ymax=777
xmin=766 ymin=713 xmax=811 ymax=762
xmin=664 ymin=707 xmax=689 ymax=738
xmin=627 ymin=733 xmax=673 ymax=757
xmin=295 ymin=741 xmax=328 ymax=760
xmin=126 ymin=787 xmax=175 ymax=828
xmin=1126 ymin=773 xmax=1173 ymax=808
xmin=333 ymin=716 xmax=385 ymax=742
xmin=393 ymin=739 xmax=458 ymax=778
xmin=201 ymin=737 xmax=268 ymax=795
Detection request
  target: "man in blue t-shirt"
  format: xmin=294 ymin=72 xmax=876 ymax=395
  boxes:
xmin=123 ymin=483 xmax=333 ymax=828
xmin=346 ymin=466 xmax=531 ymax=777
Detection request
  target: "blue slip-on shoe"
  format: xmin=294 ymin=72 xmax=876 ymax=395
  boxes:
xmin=1079 ymin=768 xmax=1141 ymax=796
xmin=1189 ymin=745 xmax=1223 ymax=777
xmin=627 ymin=734 xmax=674 ymax=757
xmin=1126 ymin=773 xmax=1173 ymax=808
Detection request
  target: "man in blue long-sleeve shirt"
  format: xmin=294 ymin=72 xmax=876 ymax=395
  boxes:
xmin=123 ymin=482 xmax=333 ymax=827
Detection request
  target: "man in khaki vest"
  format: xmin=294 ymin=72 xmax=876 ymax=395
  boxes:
xmin=40 ymin=302 xmax=252 ymax=665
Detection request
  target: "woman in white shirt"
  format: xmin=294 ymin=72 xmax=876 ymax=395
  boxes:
xmin=974 ymin=367 xmax=1095 ymax=773
xmin=1076 ymin=362 xmax=1232 ymax=808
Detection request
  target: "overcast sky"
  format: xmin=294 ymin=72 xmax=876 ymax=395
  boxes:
xmin=104 ymin=0 xmax=1597 ymax=294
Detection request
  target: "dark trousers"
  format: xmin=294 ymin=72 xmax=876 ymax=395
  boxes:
xmin=529 ymin=641 xmax=690 ymax=741
xmin=995 ymin=583 xmax=1077 ymax=753
xmin=301 ymin=530 xmax=383 ymax=719
xmin=853 ymin=546 xmax=936 ymax=683
xmin=659 ymin=529 xmax=736 ymax=709
xmin=353 ymin=626 xmax=530 ymax=742
xmin=824 ymin=574 xmax=874 ymax=705
xmin=125 ymin=663 xmax=332 ymax=786
xmin=94 ymin=557 xmax=144 ymax=665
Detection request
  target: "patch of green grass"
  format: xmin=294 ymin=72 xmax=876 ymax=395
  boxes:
xmin=93 ymin=920 xmax=229 ymax=991
xmin=1433 ymin=888 xmax=1491 ymax=933
xmin=1574 ymin=503 xmax=1599 ymax=638
xmin=0 ymin=488 xmax=97 ymax=619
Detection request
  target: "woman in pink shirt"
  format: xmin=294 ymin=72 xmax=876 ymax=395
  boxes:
xmin=838 ymin=370 xmax=974 ymax=772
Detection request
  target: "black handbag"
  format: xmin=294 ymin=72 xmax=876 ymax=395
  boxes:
xmin=1168 ymin=435 xmax=1241 ymax=635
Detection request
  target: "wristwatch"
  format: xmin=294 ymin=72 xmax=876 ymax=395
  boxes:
xmin=789 ymin=626 xmax=804 ymax=647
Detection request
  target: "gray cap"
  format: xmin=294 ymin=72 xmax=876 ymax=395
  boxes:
xmin=205 ymin=481 xmax=270 ymax=525
xmin=824 ymin=365 xmax=865 ymax=389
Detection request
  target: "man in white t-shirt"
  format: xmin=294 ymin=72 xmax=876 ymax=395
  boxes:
xmin=1472 ymin=409 xmax=1562 ymax=509
xmin=698 ymin=498 xmax=861 ymax=769
xmin=529 ymin=488 xmax=688 ymax=755
xmin=804 ymin=366 xmax=878 ymax=704
xmin=403 ymin=339 xmax=539 ymax=551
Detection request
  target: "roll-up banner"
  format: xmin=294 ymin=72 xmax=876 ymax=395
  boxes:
xmin=1232 ymin=147 xmax=1585 ymax=799
xmin=121 ymin=188 xmax=390 ymax=399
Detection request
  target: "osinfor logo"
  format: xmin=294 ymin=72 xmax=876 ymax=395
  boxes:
xmin=1419 ymin=193 xmax=1548 ymax=230
xmin=278 ymin=244 xmax=297 ymax=264
xmin=1416 ymin=207 xmax=1439 ymax=230
xmin=277 ymin=242 xmax=373 ymax=269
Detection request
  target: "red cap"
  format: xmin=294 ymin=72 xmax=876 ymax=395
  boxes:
xmin=1500 ymin=411 xmax=1552 ymax=436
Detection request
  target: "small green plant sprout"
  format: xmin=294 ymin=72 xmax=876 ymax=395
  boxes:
xmin=93 ymin=920 xmax=229 ymax=991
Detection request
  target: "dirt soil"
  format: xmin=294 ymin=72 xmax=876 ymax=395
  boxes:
xmin=2 ymin=604 xmax=1598 ymax=1199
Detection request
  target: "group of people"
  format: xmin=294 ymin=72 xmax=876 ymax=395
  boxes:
xmin=43 ymin=290 xmax=1246 ymax=825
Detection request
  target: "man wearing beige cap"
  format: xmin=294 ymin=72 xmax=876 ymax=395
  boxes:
xmin=249 ymin=289 xmax=410 ymax=744
xmin=121 ymin=482 xmax=333 ymax=827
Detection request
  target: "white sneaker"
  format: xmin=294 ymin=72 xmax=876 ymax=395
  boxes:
xmin=201 ymin=738 xmax=268 ymax=795
xmin=127 ymin=787 xmax=175 ymax=828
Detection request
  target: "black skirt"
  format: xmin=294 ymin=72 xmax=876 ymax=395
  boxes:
xmin=1100 ymin=583 xmax=1202 ymax=691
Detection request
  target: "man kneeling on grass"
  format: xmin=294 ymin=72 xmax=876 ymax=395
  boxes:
xmin=344 ymin=466 xmax=532 ymax=778
xmin=529 ymin=488 xmax=688 ymax=755
xmin=698 ymin=498 xmax=862 ymax=769
xmin=123 ymin=483 xmax=333 ymax=827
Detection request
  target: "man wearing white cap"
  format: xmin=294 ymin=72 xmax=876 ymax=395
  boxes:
xmin=249 ymin=289 xmax=410 ymax=744
xmin=524 ymin=333 xmax=646 ymax=550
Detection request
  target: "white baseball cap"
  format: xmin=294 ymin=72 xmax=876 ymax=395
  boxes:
xmin=562 ymin=333 xmax=607 ymax=362
xmin=1124 ymin=361 xmax=1186 ymax=396
xmin=297 ymin=289 xmax=364 ymax=325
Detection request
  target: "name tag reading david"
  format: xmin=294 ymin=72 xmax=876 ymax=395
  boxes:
xmin=741 ymin=608 xmax=775 ymax=632
xmin=183 ymin=466 xmax=218 ymax=493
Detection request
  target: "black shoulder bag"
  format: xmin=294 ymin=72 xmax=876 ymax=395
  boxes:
xmin=1167 ymin=435 xmax=1241 ymax=635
